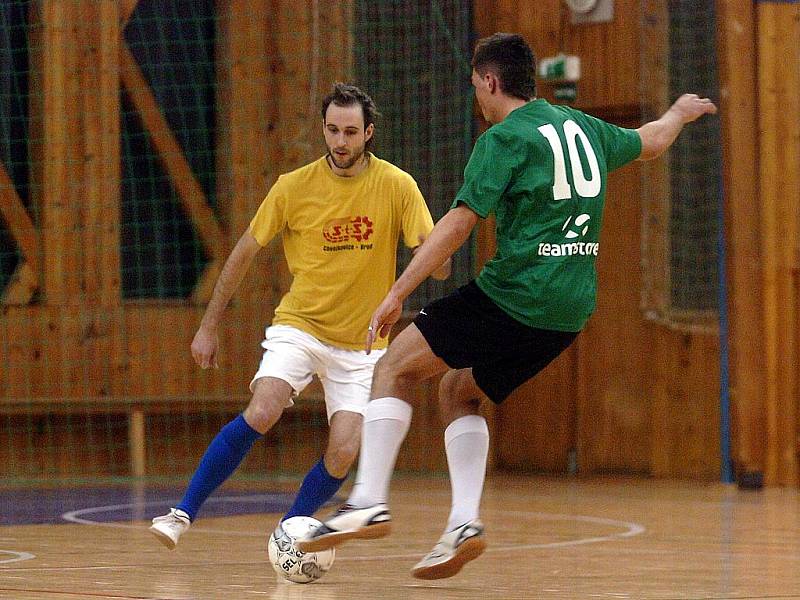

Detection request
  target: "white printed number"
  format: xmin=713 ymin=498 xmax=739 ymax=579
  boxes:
xmin=537 ymin=121 xmax=601 ymax=200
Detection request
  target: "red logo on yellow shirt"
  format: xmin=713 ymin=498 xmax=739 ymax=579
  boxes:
xmin=323 ymin=216 xmax=374 ymax=243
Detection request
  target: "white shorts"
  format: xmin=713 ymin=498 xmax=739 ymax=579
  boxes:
xmin=249 ymin=324 xmax=385 ymax=421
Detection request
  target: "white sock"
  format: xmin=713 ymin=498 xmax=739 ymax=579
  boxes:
xmin=348 ymin=397 xmax=413 ymax=507
xmin=444 ymin=415 xmax=489 ymax=531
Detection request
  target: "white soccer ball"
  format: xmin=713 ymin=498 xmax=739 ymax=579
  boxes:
xmin=268 ymin=516 xmax=335 ymax=583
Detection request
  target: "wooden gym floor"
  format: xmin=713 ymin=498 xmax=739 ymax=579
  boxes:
xmin=1 ymin=474 xmax=799 ymax=599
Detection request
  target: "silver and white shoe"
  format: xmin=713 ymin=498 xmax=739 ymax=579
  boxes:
xmin=295 ymin=503 xmax=391 ymax=552
xmin=149 ymin=508 xmax=191 ymax=550
xmin=411 ymin=519 xmax=486 ymax=579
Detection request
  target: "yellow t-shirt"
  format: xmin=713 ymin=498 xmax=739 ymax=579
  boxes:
xmin=249 ymin=154 xmax=435 ymax=350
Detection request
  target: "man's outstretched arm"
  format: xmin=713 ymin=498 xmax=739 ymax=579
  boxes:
xmin=637 ymin=94 xmax=717 ymax=161
xmin=366 ymin=204 xmax=479 ymax=352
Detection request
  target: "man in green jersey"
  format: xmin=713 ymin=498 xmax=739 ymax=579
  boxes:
xmin=297 ymin=33 xmax=717 ymax=579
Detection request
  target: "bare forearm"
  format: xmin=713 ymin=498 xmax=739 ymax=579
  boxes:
xmin=637 ymin=94 xmax=718 ymax=161
xmin=636 ymin=109 xmax=685 ymax=161
xmin=199 ymin=231 xmax=260 ymax=330
xmin=430 ymin=257 xmax=452 ymax=280
xmin=392 ymin=206 xmax=477 ymax=302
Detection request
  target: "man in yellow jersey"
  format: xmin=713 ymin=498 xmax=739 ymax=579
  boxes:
xmin=149 ymin=83 xmax=450 ymax=550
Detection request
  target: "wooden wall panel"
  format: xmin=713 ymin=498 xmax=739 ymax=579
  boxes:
xmin=578 ymin=154 xmax=650 ymax=475
xmin=24 ymin=1 xmax=123 ymax=401
xmin=1 ymin=307 xmax=37 ymax=398
xmin=649 ymin=325 xmax=720 ymax=479
xmin=12 ymin=0 xmax=786 ymax=483
xmin=482 ymin=0 xmax=641 ymax=110
xmin=564 ymin=0 xmax=641 ymax=111
xmin=496 ymin=347 xmax=578 ymax=473
xmin=757 ymin=2 xmax=800 ymax=486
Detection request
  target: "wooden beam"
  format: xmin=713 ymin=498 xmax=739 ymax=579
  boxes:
xmin=274 ymin=0 xmax=315 ymax=168
xmin=81 ymin=0 xmax=121 ymax=308
xmin=128 ymin=408 xmax=146 ymax=477
xmin=120 ymin=0 xmax=139 ymax=28
xmin=78 ymin=0 xmax=124 ymax=399
xmin=0 ymin=164 xmax=38 ymax=270
xmin=215 ymin=0 xmax=274 ymax=233
xmin=33 ymin=0 xmax=83 ymax=304
xmin=0 ymin=163 xmax=39 ymax=304
xmin=639 ymin=0 xmax=671 ymax=319
xmin=119 ymin=44 xmax=226 ymax=302
xmin=716 ymin=0 xmax=766 ymax=480
xmin=1 ymin=263 xmax=38 ymax=305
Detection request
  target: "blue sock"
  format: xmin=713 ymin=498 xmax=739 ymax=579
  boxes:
xmin=176 ymin=414 xmax=261 ymax=521
xmin=282 ymin=457 xmax=347 ymax=521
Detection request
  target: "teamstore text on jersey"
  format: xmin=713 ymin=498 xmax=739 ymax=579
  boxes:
xmin=537 ymin=241 xmax=599 ymax=257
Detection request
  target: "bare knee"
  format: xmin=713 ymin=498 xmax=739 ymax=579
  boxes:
xmin=370 ymin=324 xmax=449 ymax=399
xmin=438 ymin=369 xmax=482 ymax=424
xmin=243 ymin=377 xmax=292 ymax=433
xmin=372 ymin=350 xmax=423 ymax=398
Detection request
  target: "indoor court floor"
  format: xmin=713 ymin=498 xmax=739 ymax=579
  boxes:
xmin=1 ymin=474 xmax=799 ymax=599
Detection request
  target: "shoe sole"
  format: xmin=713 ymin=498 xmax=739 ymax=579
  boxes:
xmin=411 ymin=536 xmax=487 ymax=580
xmin=149 ymin=525 xmax=178 ymax=550
xmin=296 ymin=521 xmax=391 ymax=552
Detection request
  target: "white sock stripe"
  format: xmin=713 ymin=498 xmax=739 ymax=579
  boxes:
xmin=444 ymin=415 xmax=489 ymax=447
xmin=364 ymin=397 xmax=413 ymax=423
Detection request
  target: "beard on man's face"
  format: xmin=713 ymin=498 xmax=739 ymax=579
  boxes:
xmin=327 ymin=144 xmax=365 ymax=170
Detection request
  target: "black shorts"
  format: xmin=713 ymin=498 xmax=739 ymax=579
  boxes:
xmin=414 ymin=281 xmax=579 ymax=404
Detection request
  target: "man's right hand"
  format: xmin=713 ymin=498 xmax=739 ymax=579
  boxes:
xmin=670 ymin=93 xmax=717 ymax=124
xmin=366 ymin=291 xmax=403 ymax=355
xmin=191 ymin=325 xmax=219 ymax=369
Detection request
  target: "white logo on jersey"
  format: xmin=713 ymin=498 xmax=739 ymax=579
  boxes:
xmin=562 ymin=214 xmax=591 ymax=239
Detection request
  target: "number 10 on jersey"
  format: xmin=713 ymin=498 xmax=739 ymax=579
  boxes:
xmin=538 ymin=120 xmax=601 ymax=200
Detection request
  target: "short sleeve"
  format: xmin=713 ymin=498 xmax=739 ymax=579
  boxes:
xmin=400 ymin=176 xmax=435 ymax=248
xmin=452 ymin=129 xmax=517 ymax=217
xmin=581 ymin=113 xmax=642 ymax=171
xmin=248 ymin=177 xmax=288 ymax=246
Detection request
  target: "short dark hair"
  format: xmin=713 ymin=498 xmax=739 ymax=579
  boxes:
xmin=472 ymin=33 xmax=536 ymax=101
xmin=321 ymin=83 xmax=379 ymax=150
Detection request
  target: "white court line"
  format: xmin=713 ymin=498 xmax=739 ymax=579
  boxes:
xmin=0 ymin=549 xmax=36 ymax=564
xmin=62 ymin=496 xmax=286 ymax=535
xmin=60 ymin=495 xmax=645 ymax=557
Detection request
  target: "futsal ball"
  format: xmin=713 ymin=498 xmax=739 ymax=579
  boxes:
xmin=268 ymin=516 xmax=335 ymax=583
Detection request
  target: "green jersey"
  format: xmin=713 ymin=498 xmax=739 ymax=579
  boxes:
xmin=454 ymin=99 xmax=641 ymax=331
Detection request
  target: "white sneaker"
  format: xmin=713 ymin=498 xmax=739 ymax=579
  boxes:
xmin=149 ymin=508 xmax=191 ymax=550
xmin=411 ymin=519 xmax=486 ymax=579
xmin=294 ymin=503 xmax=391 ymax=552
